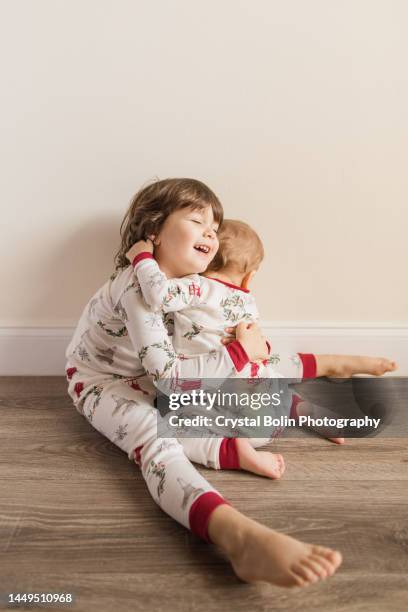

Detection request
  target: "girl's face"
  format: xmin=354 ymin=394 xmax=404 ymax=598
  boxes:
xmin=153 ymin=205 xmax=220 ymax=277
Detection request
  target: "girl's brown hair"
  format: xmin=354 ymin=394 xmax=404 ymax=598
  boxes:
xmin=114 ymin=177 xmax=224 ymax=270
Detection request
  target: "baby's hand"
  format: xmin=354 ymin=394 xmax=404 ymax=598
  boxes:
xmin=125 ymin=238 xmax=154 ymax=263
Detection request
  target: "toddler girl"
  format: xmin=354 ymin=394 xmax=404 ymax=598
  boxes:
xmin=66 ymin=177 xmax=348 ymax=588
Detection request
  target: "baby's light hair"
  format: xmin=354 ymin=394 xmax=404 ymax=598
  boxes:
xmin=206 ymin=219 xmax=264 ymax=275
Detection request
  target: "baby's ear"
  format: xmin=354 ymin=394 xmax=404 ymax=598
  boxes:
xmin=241 ymin=270 xmax=256 ymax=290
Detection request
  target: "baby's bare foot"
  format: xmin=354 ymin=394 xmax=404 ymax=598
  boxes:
xmin=229 ymin=518 xmax=342 ymax=587
xmin=321 ymin=355 xmax=397 ymax=378
xmin=295 ymin=401 xmax=345 ymax=444
xmin=235 ymin=438 xmax=285 ymax=479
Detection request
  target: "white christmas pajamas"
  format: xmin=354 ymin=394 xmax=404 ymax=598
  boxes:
xmin=65 ymin=262 xmax=316 ymax=541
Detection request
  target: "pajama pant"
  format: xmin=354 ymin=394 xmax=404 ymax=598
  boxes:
xmin=65 ymin=363 xmax=310 ymax=542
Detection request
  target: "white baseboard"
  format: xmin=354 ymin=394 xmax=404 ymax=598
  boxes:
xmin=0 ymin=324 xmax=407 ymax=376
xmin=262 ymin=323 xmax=408 ymax=376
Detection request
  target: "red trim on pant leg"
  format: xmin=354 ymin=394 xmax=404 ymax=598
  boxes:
xmin=290 ymin=394 xmax=303 ymax=421
xmin=134 ymin=445 xmax=144 ymax=466
xmin=219 ymin=438 xmax=240 ymax=469
xmin=298 ymin=353 xmax=317 ymax=378
xmin=132 ymin=252 xmax=154 ymax=267
xmin=189 ymin=492 xmax=231 ymax=543
xmin=226 ymin=340 xmax=249 ymax=372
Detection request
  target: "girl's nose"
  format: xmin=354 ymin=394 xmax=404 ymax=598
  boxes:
xmin=204 ymin=227 xmax=216 ymax=238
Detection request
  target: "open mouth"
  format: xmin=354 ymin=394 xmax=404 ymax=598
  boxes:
xmin=194 ymin=244 xmax=211 ymax=255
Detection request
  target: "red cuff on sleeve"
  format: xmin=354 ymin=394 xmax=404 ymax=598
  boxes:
xmin=226 ymin=340 xmax=250 ymax=372
xmin=132 ymin=252 xmax=154 ymax=267
xmin=219 ymin=438 xmax=240 ymax=469
xmin=189 ymin=491 xmax=231 ymax=543
xmin=298 ymin=353 xmax=317 ymax=378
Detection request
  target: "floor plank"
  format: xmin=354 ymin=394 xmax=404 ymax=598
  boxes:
xmin=1 ymin=377 xmax=407 ymax=611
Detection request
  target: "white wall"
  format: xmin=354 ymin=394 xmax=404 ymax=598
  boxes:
xmin=0 ymin=1 xmax=407 ymax=355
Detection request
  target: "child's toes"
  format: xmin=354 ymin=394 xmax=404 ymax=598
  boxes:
xmin=265 ymin=453 xmax=285 ymax=479
xmin=378 ymin=358 xmax=397 ymax=374
xmin=301 ymin=557 xmax=328 ymax=580
xmin=277 ymin=454 xmax=285 ymax=475
xmin=292 ymin=562 xmax=319 ymax=585
xmin=309 ymin=554 xmax=336 ymax=577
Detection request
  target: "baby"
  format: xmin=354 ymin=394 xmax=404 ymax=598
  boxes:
xmin=125 ymin=218 xmax=397 ymax=476
xmin=127 ymin=220 xmax=318 ymax=376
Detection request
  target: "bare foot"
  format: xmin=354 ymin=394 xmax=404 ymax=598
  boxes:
xmin=316 ymin=355 xmax=397 ymax=378
xmin=295 ymin=400 xmax=345 ymax=444
xmin=236 ymin=438 xmax=285 ymax=479
xmin=209 ymin=505 xmax=343 ymax=587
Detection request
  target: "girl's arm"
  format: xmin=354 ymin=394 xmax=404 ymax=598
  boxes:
xmin=119 ymin=281 xmax=251 ymax=386
xmin=132 ymin=252 xmax=202 ymax=313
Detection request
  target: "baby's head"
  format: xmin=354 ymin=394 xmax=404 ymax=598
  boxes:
xmin=204 ymin=219 xmax=264 ymax=287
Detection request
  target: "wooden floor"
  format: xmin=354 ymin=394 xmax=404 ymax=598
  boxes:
xmin=1 ymin=377 xmax=407 ymax=611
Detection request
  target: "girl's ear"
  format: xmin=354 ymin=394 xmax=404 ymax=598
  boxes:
xmin=149 ymin=233 xmax=160 ymax=246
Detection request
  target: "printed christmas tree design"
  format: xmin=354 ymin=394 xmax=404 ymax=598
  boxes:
xmin=111 ymin=394 xmax=138 ymax=417
xmin=95 ymin=346 xmax=116 ymax=365
xmin=77 ymin=344 xmax=90 ymax=362
xmin=147 ymin=270 xmax=167 ymax=290
xmin=148 ymin=460 xmax=166 ymax=498
xmin=73 ymin=330 xmax=91 ymax=362
xmin=113 ymin=423 xmax=128 ymax=443
xmin=156 ymin=439 xmax=179 ymax=454
xmin=182 ymin=322 xmax=204 ymax=341
xmin=145 ymin=313 xmax=165 ymax=329
xmin=177 ymin=477 xmax=205 ymax=510
xmin=113 ymin=299 xmax=128 ymax=322
xmin=206 ymin=349 xmax=217 ymax=362
xmin=97 ymin=320 xmax=128 ymax=338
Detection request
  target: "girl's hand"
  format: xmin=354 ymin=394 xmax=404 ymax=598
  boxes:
xmin=221 ymin=322 xmax=268 ymax=361
xmin=220 ymin=325 xmax=237 ymax=346
xmin=125 ymin=237 xmax=155 ymax=263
